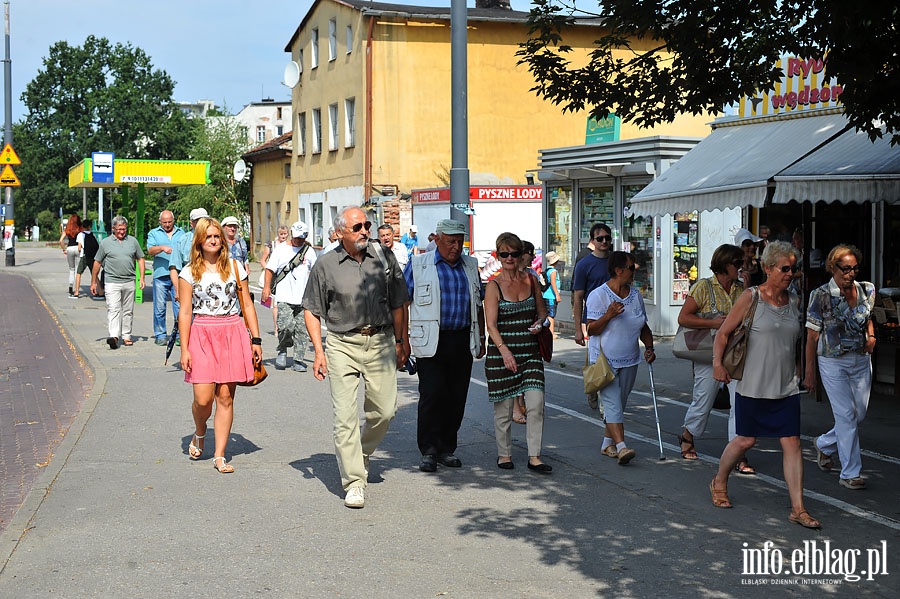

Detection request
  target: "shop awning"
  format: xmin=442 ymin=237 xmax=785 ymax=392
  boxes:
xmin=772 ymin=127 xmax=900 ymax=204
xmin=630 ymin=112 xmax=851 ymax=216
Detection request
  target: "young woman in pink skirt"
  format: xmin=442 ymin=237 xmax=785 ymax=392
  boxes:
xmin=178 ymin=217 xmax=262 ymax=473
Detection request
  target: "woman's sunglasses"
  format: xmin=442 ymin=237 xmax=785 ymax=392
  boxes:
xmin=776 ymin=265 xmax=800 ymax=273
xmin=836 ymin=264 xmax=861 ymax=274
xmin=350 ymin=221 xmax=373 ymax=233
xmin=498 ymin=251 xmax=523 ymax=259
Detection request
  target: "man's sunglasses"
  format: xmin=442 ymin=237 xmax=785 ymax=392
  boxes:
xmin=594 ymin=235 xmax=612 ymax=243
xmin=777 ymin=265 xmax=800 ymax=273
xmin=837 ymin=264 xmax=861 ymax=274
xmin=498 ymin=251 xmax=523 ymax=259
xmin=350 ymin=221 xmax=373 ymax=233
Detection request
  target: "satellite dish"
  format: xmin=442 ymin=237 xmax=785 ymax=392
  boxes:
xmin=283 ymin=61 xmax=301 ymax=88
xmin=233 ymin=159 xmax=247 ymax=182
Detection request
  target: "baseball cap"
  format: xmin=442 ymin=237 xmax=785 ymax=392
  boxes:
xmin=734 ymin=227 xmax=762 ymax=246
xmin=409 ymin=225 xmax=418 ymax=232
xmin=189 ymin=208 xmax=209 ymax=221
xmin=545 ymin=251 xmax=559 ymax=265
xmin=291 ymin=221 xmax=309 ymax=238
xmin=221 ymin=216 xmax=240 ymax=227
xmin=435 ymin=219 xmax=466 ymax=235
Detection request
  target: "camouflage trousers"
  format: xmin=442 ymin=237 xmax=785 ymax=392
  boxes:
xmin=276 ymin=302 xmax=310 ymax=362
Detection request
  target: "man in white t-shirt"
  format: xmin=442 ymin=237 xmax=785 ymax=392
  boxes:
xmin=377 ymin=223 xmax=408 ymax=269
xmin=262 ymin=221 xmax=317 ymax=372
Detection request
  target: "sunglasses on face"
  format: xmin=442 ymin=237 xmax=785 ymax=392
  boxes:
xmin=776 ymin=265 xmax=800 ymax=273
xmin=594 ymin=235 xmax=612 ymax=243
xmin=837 ymin=264 xmax=861 ymax=274
xmin=350 ymin=221 xmax=373 ymax=233
xmin=498 ymin=251 xmax=523 ymax=259
xmin=620 ymin=264 xmax=636 ymax=272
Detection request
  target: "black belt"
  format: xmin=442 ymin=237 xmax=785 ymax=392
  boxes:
xmin=350 ymin=324 xmax=390 ymax=336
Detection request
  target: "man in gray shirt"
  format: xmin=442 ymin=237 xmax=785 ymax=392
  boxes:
xmin=303 ymin=206 xmax=409 ymax=509
xmin=91 ymin=215 xmax=145 ymax=349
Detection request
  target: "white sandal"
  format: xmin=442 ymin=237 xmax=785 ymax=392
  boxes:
xmin=188 ymin=434 xmax=205 ymax=460
xmin=213 ymin=456 xmax=234 ymax=474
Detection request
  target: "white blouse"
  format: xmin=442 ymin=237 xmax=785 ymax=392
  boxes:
xmin=179 ymin=261 xmax=247 ymax=317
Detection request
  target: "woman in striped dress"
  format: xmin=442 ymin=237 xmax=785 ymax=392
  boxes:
xmin=484 ymin=232 xmax=551 ymax=473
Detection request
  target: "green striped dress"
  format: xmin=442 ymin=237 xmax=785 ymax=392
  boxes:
xmin=484 ymin=289 xmax=545 ymax=402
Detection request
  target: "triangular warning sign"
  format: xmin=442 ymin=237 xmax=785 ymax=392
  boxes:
xmin=1 ymin=144 xmax=21 ymax=165
xmin=0 ymin=164 xmax=20 ymax=186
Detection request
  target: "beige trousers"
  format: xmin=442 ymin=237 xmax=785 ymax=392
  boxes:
xmin=326 ymin=330 xmax=398 ymax=491
xmin=493 ymin=389 xmax=545 ymax=457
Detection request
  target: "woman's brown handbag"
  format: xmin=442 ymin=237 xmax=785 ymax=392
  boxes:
xmin=536 ymin=326 xmax=553 ymax=363
xmin=233 ymin=260 xmax=268 ymax=386
xmin=722 ymin=287 xmax=759 ymax=380
xmin=583 ymin=350 xmax=615 ymax=394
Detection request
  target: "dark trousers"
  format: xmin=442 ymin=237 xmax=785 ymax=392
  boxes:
xmin=417 ymin=329 xmax=473 ymax=457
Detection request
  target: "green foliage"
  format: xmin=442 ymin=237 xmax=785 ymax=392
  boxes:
xmin=173 ymin=113 xmax=251 ymax=221
xmin=518 ymin=0 xmax=900 ymax=144
xmin=13 ymin=35 xmax=198 ymax=231
xmin=35 ymin=210 xmax=58 ymax=241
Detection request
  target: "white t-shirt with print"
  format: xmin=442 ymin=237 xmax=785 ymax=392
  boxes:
xmin=265 ymin=242 xmax=317 ymax=305
xmin=586 ymin=283 xmax=647 ymax=368
xmin=179 ymin=261 xmax=247 ymax=317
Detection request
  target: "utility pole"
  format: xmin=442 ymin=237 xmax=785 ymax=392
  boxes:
xmin=449 ymin=0 xmax=469 ymax=232
xmin=3 ymin=0 xmax=14 ymax=266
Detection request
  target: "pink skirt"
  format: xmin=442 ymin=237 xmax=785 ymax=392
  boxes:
xmin=184 ymin=314 xmax=254 ymax=384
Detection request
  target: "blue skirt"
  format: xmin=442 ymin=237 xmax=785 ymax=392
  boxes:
xmin=734 ymin=392 xmax=801 ymax=438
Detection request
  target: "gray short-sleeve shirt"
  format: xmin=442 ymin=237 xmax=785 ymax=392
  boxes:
xmin=303 ymin=242 xmax=410 ymax=333
xmin=95 ymin=235 xmax=144 ymax=283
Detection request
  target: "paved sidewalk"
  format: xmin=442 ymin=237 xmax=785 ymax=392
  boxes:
xmin=0 ymin=246 xmax=898 ymax=598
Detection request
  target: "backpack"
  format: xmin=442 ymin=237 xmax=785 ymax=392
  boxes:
xmin=538 ymin=268 xmax=551 ymax=293
xmin=82 ymin=232 xmax=99 ymax=262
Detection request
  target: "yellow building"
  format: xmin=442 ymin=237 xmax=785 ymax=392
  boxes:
xmin=241 ymin=132 xmax=293 ymax=258
xmin=282 ymin=0 xmax=714 ymax=246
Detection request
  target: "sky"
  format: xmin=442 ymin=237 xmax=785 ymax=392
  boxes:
xmin=9 ymin=0 xmax=536 ymax=122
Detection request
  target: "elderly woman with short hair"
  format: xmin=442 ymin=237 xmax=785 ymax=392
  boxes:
xmin=804 ymin=245 xmax=875 ymax=490
xmin=711 ymin=241 xmax=819 ymax=528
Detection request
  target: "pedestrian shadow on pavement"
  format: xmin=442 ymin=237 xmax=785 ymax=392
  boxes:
xmin=180 ymin=432 xmax=261 ymax=459
xmin=289 ymin=453 xmax=345 ymax=499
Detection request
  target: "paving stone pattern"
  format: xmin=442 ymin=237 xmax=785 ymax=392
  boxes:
xmin=0 ymin=273 xmax=92 ymax=534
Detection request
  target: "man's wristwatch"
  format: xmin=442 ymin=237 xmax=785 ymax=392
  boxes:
xmin=251 ymin=337 xmax=262 ymax=346
xmin=395 ymin=338 xmax=403 ymax=344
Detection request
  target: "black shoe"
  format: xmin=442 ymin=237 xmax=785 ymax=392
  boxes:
xmin=107 ymin=337 xmax=118 ymax=350
xmin=497 ymin=458 xmax=514 ymax=470
xmin=419 ymin=455 xmax=437 ymax=472
xmin=437 ymin=453 xmax=462 ymax=468
xmin=527 ymin=462 xmax=553 ymax=474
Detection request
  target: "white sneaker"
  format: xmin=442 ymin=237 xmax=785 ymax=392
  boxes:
xmin=344 ymin=486 xmax=365 ymax=508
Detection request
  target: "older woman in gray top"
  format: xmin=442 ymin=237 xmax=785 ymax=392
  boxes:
xmin=709 ymin=241 xmax=820 ymax=529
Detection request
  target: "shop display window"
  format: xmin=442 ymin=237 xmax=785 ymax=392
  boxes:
xmin=580 ymin=186 xmax=615 ymax=244
xmin=673 ymin=211 xmax=699 ymax=302
xmin=623 ymin=185 xmax=654 ymax=302
xmin=546 ymin=185 xmax=573 ymax=290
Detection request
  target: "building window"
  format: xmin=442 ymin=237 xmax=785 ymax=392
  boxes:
xmin=328 ymin=19 xmax=337 ymax=62
xmin=328 ymin=103 xmax=338 ymax=151
xmin=297 ymin=112 xmax=306 ymax=155
xmin=256 ymin=125 xmax=266 ymax=143
xmin=344 ymin=98 xmax=356 ymax=148
xmin=256 ymin=202 xmax=263 ymax=244
xmin=239 ymin=126 xmax=248 ymax=141
xmin=312 ymin=108 xmax=322 ymax=154
xmin=346 ymin=25 xmax=352 ymax=54
xmin=276 ymin=107 xmax=283 ymax=119
xmin=311 ymin=28 xmax=319 ymax=68
xmin=284 ymin=163 xmax=291 ymax=179
xmin=312 ymin=203 xmax=324 ymax=247
xmin=298 ymin=49 xmax=304 ymax=75
xmin=276 ymin=125 xmax=284 ymax=136
xmin=286 ymin=202 xmax=291 ymax=220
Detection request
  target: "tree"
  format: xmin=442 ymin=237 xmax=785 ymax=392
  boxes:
xmin=173 ymin=112 xmax=252 ymax=222
xmin=14 ymin=35 xmax=198 ymax=231
xmin=517 ymin=0 xmax=900 ymax=144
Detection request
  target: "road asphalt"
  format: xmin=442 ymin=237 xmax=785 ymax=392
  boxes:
xmin=0 ymin=243 xmax=897 ymax=598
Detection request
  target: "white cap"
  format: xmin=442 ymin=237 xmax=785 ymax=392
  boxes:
xmin=290 ymin=221 xmax=309 ymax=238
xmin=189 ymin=208 xmax=208 ymax=221
xmin=734 ymin=227 xmax=762 ymax=246
xmin=409 ymin=224 xmax=418 ymax=232
xmin=220 ymin=216 xmax=240 ymax=227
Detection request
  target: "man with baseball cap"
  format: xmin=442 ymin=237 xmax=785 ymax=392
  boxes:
xmin=263 ymin=221 xmax=317 ymax=372
xmin=400 ymin=224 xmax=419 ymax=259
xmin=404 ymin=218 xmax=485 ymax=472
xmin=169 ymin=208 xmax=208 ymax=306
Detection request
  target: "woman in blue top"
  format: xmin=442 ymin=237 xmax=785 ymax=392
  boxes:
xmin=804 ymin=245 xmax=876 ymax=490
xmin=542 ymin=251 xmax=561 ymax=336
xmin=585 ymin=251 xmax=656 ymax=465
